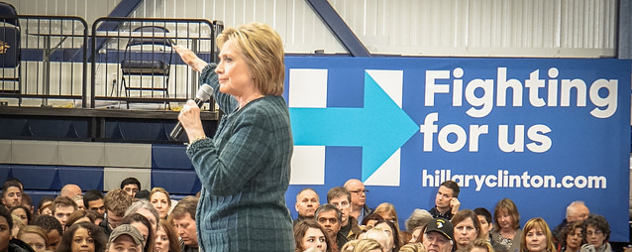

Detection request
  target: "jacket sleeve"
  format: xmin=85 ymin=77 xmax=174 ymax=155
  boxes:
xmin=185 ymin=110 xmax=275 ymax=196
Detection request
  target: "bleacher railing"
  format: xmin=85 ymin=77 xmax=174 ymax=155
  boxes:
xmin=0 ymin=15 xmax=88 ymax=107
xmin=90 ymin=17 xmax=220 ymax=110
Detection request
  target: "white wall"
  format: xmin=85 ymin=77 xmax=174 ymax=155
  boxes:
xmin=6 ymin=0 xmax=618 ymax=58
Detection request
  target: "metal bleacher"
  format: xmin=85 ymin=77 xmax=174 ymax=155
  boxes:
xmin=0 ymin=14 xmax=224 ymax=201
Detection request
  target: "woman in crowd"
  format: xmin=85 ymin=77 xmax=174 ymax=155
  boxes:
xmin=409 ymin=226 xmax=424 ymax=244
xmin=10 ymin=205 xmax=31 ymax=226
xmin=122 ymin=213 xmax=155 ymax=252
xmin=520 ymin=217 xmax=556 ymax=252
xmin=341 ymin=239 xmax=383 ymax=252
xmin=361 ymin=213 xmax=384 ymax=230
xmin=64 ymin=210 xmax=97 ymax=230
xmin=10 ymin=214 xmax=25 ymax=239
xmin=469 ymin=238 xmax=495 ymax=252
xmin=36 ymin=197 xmax=54 ymax=216
xmin=373 ymin=203 xmax=400 ymax=231
xmin=293 ymin=219 xmax=336 ymax=252
xmin=580 ymin=215 xmax=611 ymax=252
xmin=492 ymin=198 xmax=522 ymax=252
xmin=154 ymin=220 xmax=180 ymax=252
xmin=374 ymin=219 xmax=400 ymax=252
xmin=149 ymin=188 xmax=172 ymax=220
xmin=56 ymin=221 xmax=107 ymax=252
xmin=399 ymin=242 xmax=426 ymax=252
xmin=17 ymin=225 xmax=48 ymax=252
xmin=124 ymin=200 xmax=160 ymax=235
xmin=174 ymin=22 xmax=294 ymax=251
xmin=452 ymin=209 xmax=483 ymax=250
xmin=557 ymin=221 xmax=583 ymax=252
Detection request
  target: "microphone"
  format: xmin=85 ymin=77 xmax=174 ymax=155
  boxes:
xmin=169 ymin=84 xmax=214 ymax=141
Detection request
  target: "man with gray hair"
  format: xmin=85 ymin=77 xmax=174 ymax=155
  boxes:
xmin=552 ymin=200 xmax=590 ymax=238
xmin=405 ymin=208 xmax=433 ymax=242
xmin=294 ymin=188 xmax=320 ymax=226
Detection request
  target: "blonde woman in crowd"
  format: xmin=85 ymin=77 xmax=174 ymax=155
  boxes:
xmin=149 ymin=187 xmax=172 ymax=220
xmin=399 ymin=242 xmax=426 ymax=252
xmin=374 ymin=203 xmax=401 ymax=231
xmin=468 ymin=238 xmax=495 ymax=252
xmin=17 ymin=225 xmax=48 ymax=252
xmin=341 ymin=239 xmax=383 ymax=252
xmin=520 ymin=217 xmax=556 ymax=252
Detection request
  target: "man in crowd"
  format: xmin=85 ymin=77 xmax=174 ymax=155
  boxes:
xmin=344 ymin=179 xmax=372 ymax=223
xmin=328 ymin=187 xmax=361 ymax=246
xmin=1 ymin=180 xmax=22 ymax=208
xmin=100 ymin=188 xmax=132 ymax=236
xmin=170 ymin=196 xmax=199 ymax=252
xmin=552 ymin=201 xmax=590 ymax=238
xmin=120 ymin=177 xmax=141 ymax=198
xmin=474 ymin=207 xmax=506 ymax=252
xmin=294 ymin=188 xmax=320 ymax=225
xmin=59 ymin=184 xmax=82 ymax=199
xmin=83 ymin=190 xmax=106 ymax=215
xmin=423 ymin=218 xmax=454 ymax=252
xmin=429 ymin=180 xmax=460 ymax=220
xmin=315 ymin=204 xmax=343 ymax=250
xmin=32 ymin=215 xmax=63 ymax=251
xmin=21 ymin=193 xmax=34 ymax=214
xmin=51 ymin=196 xmax=77 ymax=229
xmin=106 ymin=224 xmax=145 ymax=252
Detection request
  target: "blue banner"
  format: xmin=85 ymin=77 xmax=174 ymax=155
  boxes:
xmin=283 ymin=56 xmax=631 ymax=242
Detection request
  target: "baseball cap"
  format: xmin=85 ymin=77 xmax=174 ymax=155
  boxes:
xmin=425 ymin=218 xmax=454 ymax=241
xmin=108 ymin=224 xmax=145 ymax=246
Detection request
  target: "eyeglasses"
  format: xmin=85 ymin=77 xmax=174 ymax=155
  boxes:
xmin=586 ymin=230 xmax=603 ymax=236
xmin=332 ymin=201 xmax=349 ymax=208
xmin=348 ymin=189 xmax=369 ymax=194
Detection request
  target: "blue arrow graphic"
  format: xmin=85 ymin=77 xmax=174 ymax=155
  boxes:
xmin=290 ymin=72 xmax=419 ymax=181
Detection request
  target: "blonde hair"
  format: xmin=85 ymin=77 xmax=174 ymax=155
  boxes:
xmin=352 ymin=239 xmax=383 ymax=252
xmin=150 ymin=187 xmax=172 ymax=206
xmin=11 ymin=214 xmax=25 ymax=237
xmin=470 ymin=238 xmax=494 ymax=252
xmin=216 ymin=22 xmax=285 ymax=96
xmin=399 ymin=243 xmax=426 ymax=252
xmin=373 ymin=202 xmax=400 ymax=230
xmin=494 ymin=198 xmax=520 ymax=231
xmin=520 ymin=217 xmax=556 ymax=252
xmin=18 ymin=225 xmax=49 ymax=245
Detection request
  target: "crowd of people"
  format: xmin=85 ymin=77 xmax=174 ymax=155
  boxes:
xmin=292 ymin=179 xmax=617 ymax=252
xmin=0 ymin=177 xmax=196 ymax=252
xmin=0 ymin=177 xmax=617 ymax=252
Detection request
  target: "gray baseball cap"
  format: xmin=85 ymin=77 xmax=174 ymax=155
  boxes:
xmin=108 ymin=224 xmax=145 ymax=246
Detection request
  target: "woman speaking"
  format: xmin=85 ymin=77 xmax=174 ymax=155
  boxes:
xmin=174 ymin=22 xmax=294 ymax=251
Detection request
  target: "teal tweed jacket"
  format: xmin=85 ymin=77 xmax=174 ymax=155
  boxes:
xmin=186 ymin=63 xmax=294 ymax=252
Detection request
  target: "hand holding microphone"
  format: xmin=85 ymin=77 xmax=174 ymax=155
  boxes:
xmin=170 ymin=84 xmax=214 ymax=141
